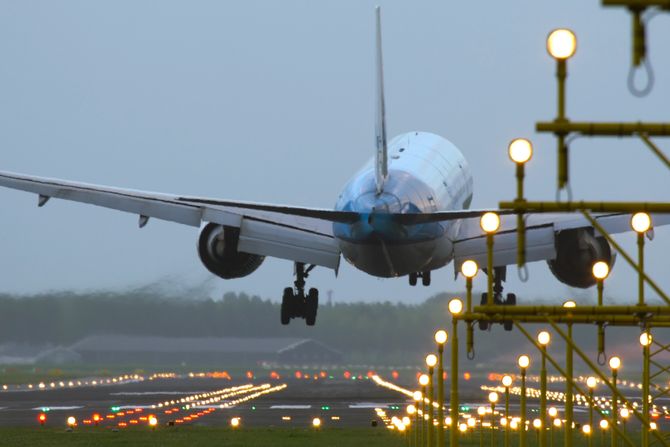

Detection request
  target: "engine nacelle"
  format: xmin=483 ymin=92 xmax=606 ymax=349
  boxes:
xmin=547 ymin=228 xmax=615 ymax=288
xmin=198 ymin=223 xmax=264 ymax=279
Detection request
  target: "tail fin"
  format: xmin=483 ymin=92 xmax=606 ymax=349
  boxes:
xmin=374 ymin=6 xmax=388 ymax=195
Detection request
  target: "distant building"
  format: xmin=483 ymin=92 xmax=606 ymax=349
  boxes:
xmin=69 ymin=335 xmax=342 ymax=366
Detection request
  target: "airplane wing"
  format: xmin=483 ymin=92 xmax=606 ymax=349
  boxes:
xmin=0 ymin=170 xmax=499 ymax=272
xmin=452 ymin=211 xmax=670 ymax=268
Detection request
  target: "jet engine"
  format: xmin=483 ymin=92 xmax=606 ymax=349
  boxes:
xmin=547 ymin=228 xmax=615 ymax=288
xmin=197 ymin=223 xmax=264 ymax=279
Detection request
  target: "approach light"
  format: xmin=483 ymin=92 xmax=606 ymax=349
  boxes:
xmin=312 ymin=417 xmax=322 ymax=428
xmin=478 ymin=406 xmax=487 ymax=416
xmin=434 ymin=330 xmax=448 ymax=345
xmin=583 ymin=424 xmax=592 ymax=435
xmin=402 ymin=416 xmax=410 ymax=426
xmin=407 ymin=405 xmax=416 ymax=415
xmin=548 ymin=407 xmax=558 ymax=418
xmin=537 ymin=331 xmax=551 ymax=346
xmin=480 ymin=212 xmax=501 ymax=234
xmin=533 ymin=418 xmax=542 ymax=429
xmin=419 ymin=374 xmax=430 ymax=386
xmin=426 ymin=354 xmax=438 ymax=368
xmin=459 ymin=423 xmax=468 ymax=432
xmin=230 ymin=417 xmax=240 ymax=428
xmin=650 ymin=421 xmax=658 ymax=430
xmin=586 ymin=377 xmax=597 ymax=389
xmin=592 ymin=261 xmax=610 ymax=280
xmin=600 ymin=419 xmax=609 ymax=430
xmin=413 ymin=391 xmax=422 ymax=402
xmin=609 ymin=356 xmax=621 ymax=371
xmin=488 ymin=392 xmax=499 ymax=404
xmin=547 ymin=29 xmax=577 ymax=60
xmin=631 ymin=212 xmax=652 ymax=233
xmin=445 ymin=416 xmax=452 ymax=426
xmin=508 ymin=138 xmax=533 ymax=164
xmin=461 ymin=260 xmax=479 ymax=278
xmin=553 ymin=418 xmax=562 ymax=428
xmin=518 ymin=355 xmax=530 ymax=369
xmin=38 ymin=413 xmax=47 ymax=426
xmin=563 ymin=300 xmax=576 ymax=308
xmin=502 ymin=375 xmax=513 ymax=387
xmin=448 ymin=298 xmax=464 ymax=316
xmin=148 ymin=415 xmax=158 ymax=428
xmin=640 ymin=332 xmax=653 ymax=347
xmin=67 ymin=416 xmax=76 ymax=428
xmin=620 ymin=408 xmax=630 ymax=419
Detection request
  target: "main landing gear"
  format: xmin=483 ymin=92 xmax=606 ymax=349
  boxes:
xmin=281 ymin=262 xmax=319 ymax=326
xmin=478 ymin=266 xmax=516 ymax=332
xmin=408 ymin=271 xmax=431 ymax=286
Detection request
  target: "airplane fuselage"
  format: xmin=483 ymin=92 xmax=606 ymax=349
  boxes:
xmin=333 ymin=131 xmax=473 ymax=277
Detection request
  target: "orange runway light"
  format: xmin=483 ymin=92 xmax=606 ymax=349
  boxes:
xmin=38 ymin=413 xmax=47 ymax=426
xmin=463 ymin=372 xmax=471 ymax=381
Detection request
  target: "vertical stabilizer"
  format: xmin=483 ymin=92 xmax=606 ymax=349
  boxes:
xmin=374 ymin=6 xmax=388 ymax=195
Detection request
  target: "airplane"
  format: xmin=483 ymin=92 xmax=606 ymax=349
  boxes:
xmin=0 ymin=7 xmax=664 ymax=327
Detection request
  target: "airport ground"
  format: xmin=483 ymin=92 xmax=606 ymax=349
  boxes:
xmin=0 ymin=369 xmax=664 ymax=446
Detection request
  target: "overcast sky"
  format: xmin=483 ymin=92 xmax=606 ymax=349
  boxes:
xmin=0 ymin=1 xmax=668 ymax=304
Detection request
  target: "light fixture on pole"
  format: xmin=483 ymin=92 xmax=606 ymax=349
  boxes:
xmin=586 ymin=376 xmax=597 ymax=447
xmin=631 ymin=212 xmax=652 ymax=306
xmin=425 ymin=354 xmax=437 ymax=447
xmin=489 ymin=392 xmax=499 ymax=447
xmin=461 ymin=260 xmax=478 ymax=357
xmin=480 ymin=212 xmax=500 ymax=306
xmin=593 ymin=261 xmax=610 ymax=361
xmin=449 ymin=298 xmax=463 ymax=447
xmin=640 ymin=331 xmax=653 ymax=447
xmin=563 ymin=298 xmax=576 ymax=445
xmin=609 ymin=356 xmax=621 ymax=447
xmin=419 ymin=375 xmax=429 ymax=446
xmin=434 ymin=329 xmax=448 ymax=447
xmin=508 ymin=138 xmax=533 ymax=269
xmin=537 ymin=331 xmax=551 ymax=447
xmin=546 ymin=28 xmax=577 ymax=189
xmin=518 ymin=354 xmax=530 ymax=447
xmin=502 ymin=375 xmax=513 ymax=447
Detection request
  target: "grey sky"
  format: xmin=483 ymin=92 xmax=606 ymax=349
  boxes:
xmin=0 ymin=1 xmax=668 ymax=304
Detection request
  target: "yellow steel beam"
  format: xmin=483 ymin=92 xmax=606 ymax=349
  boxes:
xmin=472 ymin=305 xmax=670 ymax=315
xmin=499 ymin=201 xmax=670 ymax=213
xmin=536 ymin=121 xmax=670 ymax=136
xmin=546 ymin=320 xmax=670 ymax=447
xmin=460 ymin=313 xmax=670 ymax=325
xmin=639 ymin=134 xmax=670 ymax=170
xmin=514 ymin=323 xmax=640 ymax=447
xmin=583 ymin=211 xmax=670 ymax=306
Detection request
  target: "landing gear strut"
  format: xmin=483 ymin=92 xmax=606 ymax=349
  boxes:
xmin=478 ymin=266 xmax=516 ymax=332
xmin=409 ymin=271 xmax=431 ymax=286
xmin=281 ymin=263 xmax=319 ymax=326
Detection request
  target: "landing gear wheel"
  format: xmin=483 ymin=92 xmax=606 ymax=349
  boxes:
xmin=281 ymin=287 xmax=292 ymax=325
xmin=478 ymin=293 xmax=490 ymax=331
xmin=306 ymin=288 xmax=318 ymax=326
xmin=503 ymin=293 xmax=516 ymax=331
xmin=422 ymin=271 xmax=431 ymax=286
xmin=409 ymin=273 xmax=417 ymax=286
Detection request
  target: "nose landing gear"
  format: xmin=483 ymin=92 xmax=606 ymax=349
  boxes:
xmin=408 ymin=271 xmax=431 ymax=286
xmin=280 ymin=263 xmax=319 ymax=326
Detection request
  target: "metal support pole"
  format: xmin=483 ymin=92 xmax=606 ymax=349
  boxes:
xmin=437 ymin=344 xmax=445 ymax=447
xmin=589 ymin=389 xmax=595 ymax=447
xmin=466 ymin=277 xmax=474 ymax=357
xmin=491 ymin=403 xmax=496 ymax=447
xmin=422 ymin=385 xmax=427 ymax=447
xmin=520 ymin=368 xmax=527 ymax=447
xmin=486 ymin=234 xmax=494 ymax=305
xmin=565 ymin=323 xmax=573 ymax=447
xmin=597 ymin=280 xmax=606 ymax=361
xmin=504 ymin=387 xmax=510 ymax=447
xmin=540 ymin=347 xmax=547 ymax=447
xmin=611 ymin=370 xmax=618 ymax=447
xmin=428 ymin=366 xmax=434 ymax=447
xmin=638 ymin=232 xmax=645 ymax=306
xmin=516 ymin=163 xmax=526 ymax=268
xmin=450 ymin=318 xmax=459 ymax=447
xmin=556 ymin=59 xmax=568 ymax=189
xmin=642 ymin=336 xmax=650 ymax=447
xmin=415 ymin=406 xmax=421 ymax=447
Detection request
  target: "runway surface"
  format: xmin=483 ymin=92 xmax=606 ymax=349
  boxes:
xmin=0 ymin=371 xmax=664 ymax=430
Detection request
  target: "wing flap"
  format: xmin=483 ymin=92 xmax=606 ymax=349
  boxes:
xmin=238 ymin=218 xmax=341 ymax=270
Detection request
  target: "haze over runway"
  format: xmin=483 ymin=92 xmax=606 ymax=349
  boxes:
xmin=0 ymin=1 xmax=668 ymax=303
